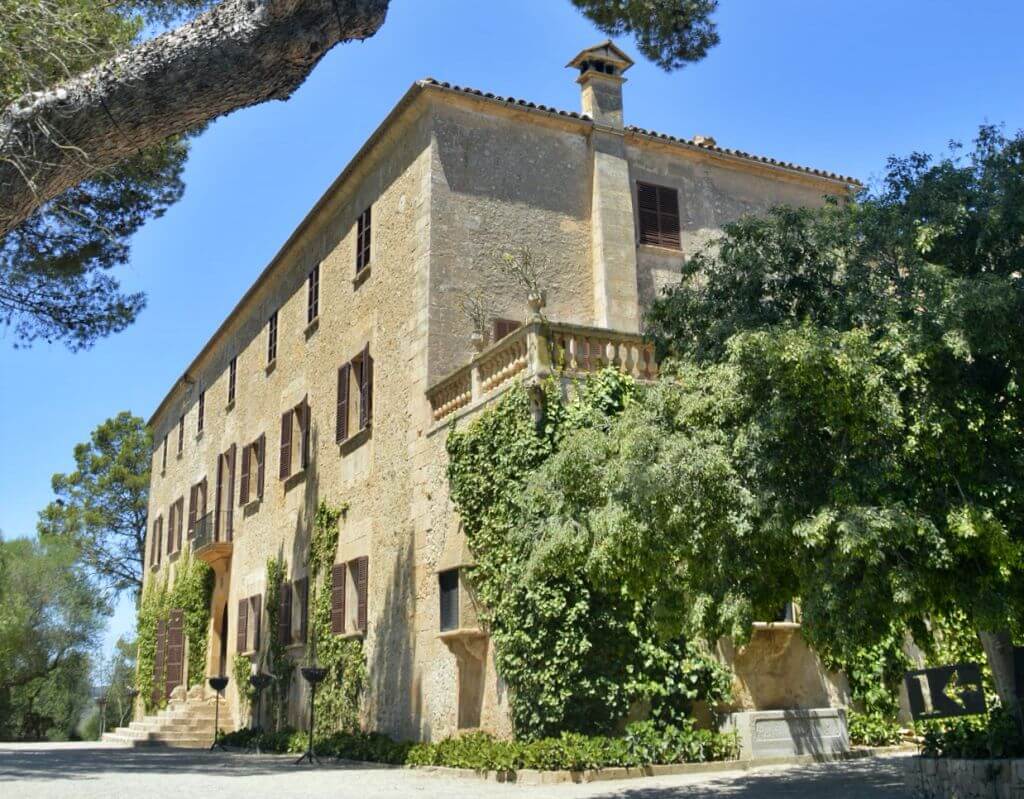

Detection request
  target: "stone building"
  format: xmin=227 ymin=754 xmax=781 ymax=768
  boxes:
xmin=138 ymin=42 xmax=859 ymax=752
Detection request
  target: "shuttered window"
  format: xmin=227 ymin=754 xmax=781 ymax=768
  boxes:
xmin=337 ymin=346 xmax=373 ymax=443
xmin=167 ymin=497 xmax=183 ymax=554
xmin=267 ymin=311 xmax=278 ymax=364
xmin=197 ymin=391 xmax=205 ymax=434
xmin=356 ymin=206 xmax=372 ymax=273
xmin=439 ymin=569 xmax=460 ymax=632
xmin=277 ymin=582 xmax=292 ymax=645
xmin=295 ymin=577 xmax=309 ymax=643
xmin=637 ymin=181 xmax=681 ymax=249
xmin=177 ymin=416 xmax=184 ymax=455
xmin=280 ymin=400 xmax=309 ymax=479
xmin=331 ymin=564 xmax=347 ymax=635
xmin=161 ymin=436 xmax=167 ymax=472
xmin=167 ymin=503 xmax=176 ymax=555
xmin=151 ymin=516 xmax=163 ymax=568
xmin=215 ymin=446 xmax=235 ymax=541
xmin=279 ymin=410 xmax=292 ymax=479
xmin=250 ymin=594 xmax=262 ymax=652
xmin=188 ymin=478 xmax=207 ymax=539
xmin=236 ymin=599 xmax=248 ymax=654
xmin=228 ymin=357 xmax=237 ymax=405
xmin=307 ymin=264 xmax=320 ymax=324
xmin=336 ymin=363 xmax=350 ymax=443
xmin=356 ymin=556 xmax=368 ymax=633
xmin=239 ymin=436 xmax=264 ymax=506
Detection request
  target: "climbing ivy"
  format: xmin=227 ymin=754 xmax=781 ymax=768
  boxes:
xmin=307 ymin=501 xmax=365 ymax=733
xmin=264 ymin=556 xmax=294 ymax=730
xmin=233 ymin=653 xmax=255 ymax=719
xmin=446 ymin=371 xmax=732 ymax=739
xmin=134 ymin=552 xmax=214 ymax=712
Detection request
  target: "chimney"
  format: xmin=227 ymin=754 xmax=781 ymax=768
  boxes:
xmin=567 ymin=40 xmax=634 ymax=128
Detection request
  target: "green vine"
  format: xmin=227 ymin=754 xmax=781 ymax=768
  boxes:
xmin=233 ymin=654 xmax=255 ymax=718
xmin=308 ymin=501 xmax=365 ymax=732
xmin=264 ymin=556 xmax=294 ymax=730
xmin=135 ymin=552 xmax=214 ymax=712
xmin=446 ymin=371 xmax=732 ymax=739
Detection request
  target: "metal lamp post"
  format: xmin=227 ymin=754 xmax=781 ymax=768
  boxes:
xmin=208 ymin=675 xmax=229 ymax=751
xmin=95 ymin=695 xmax=108 ymax=740
xmin=248 ymin=672 xmax=273 ymax=754
xmin=123 ymin=688 xmax=140 ymax=728
xmin=295 ymin=665 xmax=326 ymax=765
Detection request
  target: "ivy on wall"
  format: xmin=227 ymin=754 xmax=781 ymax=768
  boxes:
xmin=264 ymin=556 xmax=294 ymax=730
xmin=308 ymin=501 xmax=366 ymax=732
xmin=135 ymin=552 xmax=214 ymax=712
xmin=446 ymin=371 xmax=732 ymax=740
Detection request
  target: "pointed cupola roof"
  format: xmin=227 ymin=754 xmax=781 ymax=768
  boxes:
xmin=566 ymin=40 xmax=635 ymax=75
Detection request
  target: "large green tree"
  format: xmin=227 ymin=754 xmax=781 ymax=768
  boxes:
xmin=38 ymin=412 xmax=152 ymax=599
xmin=0 ymin=535 xmax=107 ymax=739
xmin=0 ymin=0 xmax=718 ymax=348
xmin=518 ymin=126 xmax=1024 ymax=720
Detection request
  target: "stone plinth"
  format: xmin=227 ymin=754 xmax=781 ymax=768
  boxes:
xmin=723 ymin=708 xmax=849 ymax=759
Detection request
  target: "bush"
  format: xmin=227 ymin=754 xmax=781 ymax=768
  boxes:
xmin=847 ymin=711 xmax=902 ymax=747
xmin=219 ymin=721 xmax=738 ymax=771
xmin=921 ymin=707 xmax=1024 ymax=759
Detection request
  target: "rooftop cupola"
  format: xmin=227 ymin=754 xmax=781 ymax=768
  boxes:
xmin=567 ymin=40 xmax=634 ymax=128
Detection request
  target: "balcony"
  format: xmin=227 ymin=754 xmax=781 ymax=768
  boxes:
xmin=427 ymin=318 xmax=659 ymax=425
xmin=191 ymin=510 xmax=233 ymax=566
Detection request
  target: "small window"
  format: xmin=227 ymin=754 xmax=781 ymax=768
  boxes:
xmin=267 ymin=311 xmax=278 ymax=364
xmin=336 ymin=345 xmax=373 ymax=443
xmin=279 ymin=397 xmax=310 ymax=480
xmin=637 ymin=181 xmax=681 ymax=249
xmin=307 ymin=264 xmax=320 ymax=324
xmin=439 ymin=569 xmax=460 ymax=632
xmin=344 ymin=557 xmax=369 ymax=634
xmin=238 ymin=434 xmax=266 ymax=505
xmin=493 ymin=318 xmax=520 ymax=343
xmin=161 ymin=435 xmax=167 ymax=472
xmin=356 ymin=206 xmax=372 ymax=273
xmin=167 ymin=497 xmax=184 ymax=555
xmin=151 ymin=516 xmax=163 ymax=568
xmin=177 ymin=415 xmax=184 ymax=455
xmin=237 ymin=594 xmax=262 ymax=654
xmin=187 ymin=478 xmax=208 ymax=539
xmin=228 ymin=357 xmax=237 ymax=405
xmin=197 ymin=391 xmax=205 ymax=434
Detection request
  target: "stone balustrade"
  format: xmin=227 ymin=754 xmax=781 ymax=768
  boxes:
xmin=427 ymin=320 xmax=659 ymax=424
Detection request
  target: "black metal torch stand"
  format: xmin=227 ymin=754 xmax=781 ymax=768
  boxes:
xmin=248 ymin=673 xmax=272 ymax=754
xmin=294 ymin=667 xmax=326 ymax=765
xmin=208 ymin=676 xmax=229 ymax=752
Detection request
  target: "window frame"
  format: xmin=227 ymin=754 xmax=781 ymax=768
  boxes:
xmin=439 ymin=569 xmax=460 ymax=632
xmin=197 ymin=391 xmax=205 ymax=435
xmin=307 ymin=264 xmax=320 ymax=325
xmin=356 ymin=206 xmax=372 ymax=273
xmin=336 ymin=344 xmax=373 ymax=444
xmin=636 ymin=181 xmax=682 ymax=250
xmin=267 ymin=310 xmax=278 ymax=365
xmin=227 ymin=357 xmax=237 ymax=406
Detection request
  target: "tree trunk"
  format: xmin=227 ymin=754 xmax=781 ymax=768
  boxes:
xmin=0 ymin=0 xmax=390 ymax=238
xmin=979 ymin=629 xmax=1022 ymax=724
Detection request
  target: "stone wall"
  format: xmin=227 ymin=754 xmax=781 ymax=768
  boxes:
xmin=905 ymin=757 xmax=1024 ymax=799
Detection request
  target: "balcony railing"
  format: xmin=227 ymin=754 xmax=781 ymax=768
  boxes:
xmin=191 ymin=510 xmax=233 ymax=564
xmin=427 ymin=319 xmax=659 ymax=424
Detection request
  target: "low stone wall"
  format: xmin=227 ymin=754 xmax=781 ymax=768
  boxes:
xmin=904 ymin=757 xmax=1024 ymax=798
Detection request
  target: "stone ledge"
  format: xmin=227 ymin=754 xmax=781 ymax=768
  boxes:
xmin=903 ymin=756 xmax=1024 ymax=799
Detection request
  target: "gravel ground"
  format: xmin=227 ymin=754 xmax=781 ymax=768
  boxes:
xmin=0 ymin=742 xmax=915 ymax=799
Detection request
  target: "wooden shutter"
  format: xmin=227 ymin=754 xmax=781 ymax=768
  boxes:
xmin=658 ymin=185 xmax=681 ymax=248
xmin=299 ymin=397 xmax=310 ymax=469
xmin=156 ymin=518 xmax=162 ymax=565
xmin=237 ymin=599 xmax=248 ymax=653
xmin=336 ymin=363 xmax=350 ymax=442
xmin=280 ymin=410 xmax=293 ymax=479
xmin=359 ymin=345 xmax=373 ymax=430
xmin=199 ymin=477 xmax=208 ymax=516
xmin=166 ymin=505 xmax=174 ymax=554
xmin=165 ymin=609 xmax=184 ymax=699
xmin=637 ymin=181 xmax=681 ymax=249
xmin=187 ymin=485 xmax=198 ymax=538
xmin=239 ymin=444 xmax=250 ymax=505
xmin=257 ymin=434 xmax=266 ymax=499
xmin=251 ymin=594 xmax=262 ymax=653
xmin=638 ymin=182 xmax=660 ymax=245
xmin=153 ymin=618 xmax=166 ymax=706
xmin=277 ymin=582 xmax=292 ymax=645
xmin=176 ymin=499 xmax=183 ymax=552
xmin=295 ymin=577 xmax=309 ymax=643
xmin=331 ymin=564 xmax=346 ymax=635
xmin=215 ymin=454 xmax=224 ymax=539
xmin=356 ymin=556 xmax=369 ymax=633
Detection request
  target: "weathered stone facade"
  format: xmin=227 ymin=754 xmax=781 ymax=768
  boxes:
xmin=143 ymin=42 xmax=857 ymax=743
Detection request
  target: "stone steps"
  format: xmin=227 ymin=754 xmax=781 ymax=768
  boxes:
xmin=102 ymin=695 xmax=231 ymax=749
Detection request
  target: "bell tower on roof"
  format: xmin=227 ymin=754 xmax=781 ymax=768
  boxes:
xmin=567 ymin=40 xmax=634 ymax=128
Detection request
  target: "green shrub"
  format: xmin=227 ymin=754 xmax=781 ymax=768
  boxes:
xmin=847 ymin=711 xmax=902 ymax=746
xmin=921 ymin=707 xmax=1024 ymax=759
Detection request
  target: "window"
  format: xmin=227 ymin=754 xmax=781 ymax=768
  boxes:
xmin=214 ymin=445 xmax=236 ymax=541
xmin=293 ymin=577 xmax=309 ymax=643
xmin=161 ymin=435 xmax=167 ymax=472
xmin=236 ymin=594 xmax=262 ymax=654
xmin=150 ymin=516 xmax=163 ymax=569
xmin=330 ymin=557 xmax=368 ymax=635
xmin=167 ymin=497 xmax=184 ymax=555
xmin=177 ymin=415 xmax=184 ymax=455
xmin=439 ymin=569 xmax=460 ymax=632
xmin=493 ymin=318 xmax=520 ymax=343
xmin=228 ymin=357 xmax=237 ymax=405
xmin=197 ymin=391 xmax=205 ymax=434
xmin=187 ymin=478 xmax=208 ymax=538
xmin=336 ymin=344 xmax=373 ymax=443
xmin=267 ymin=311 xmax=278 ymax=364
xmin=356 ymin=206 xmax=372 ymax=273
xmin=307 ymin=265 xmax=320 ymax=325
xmin=636 ymin=181 xmax=681 ymax=249
xmin=279 ymin=397 xmax=310 ymax=480
xmin=277 ymin=581 xmax=292 ymax=645
xmin=239 ymin=434 xmax=266 ymax=505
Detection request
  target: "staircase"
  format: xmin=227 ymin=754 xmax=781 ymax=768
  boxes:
xmin=102 ymin=686 xmax=233 ymax=748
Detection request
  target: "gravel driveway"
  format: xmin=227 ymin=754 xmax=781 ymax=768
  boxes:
xmin=0 ymin=742 xmax=915 ymax=799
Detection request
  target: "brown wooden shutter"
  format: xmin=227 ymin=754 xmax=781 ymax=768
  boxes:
xmin=637 ymin=181 xmax=681 ymax=249
xmin=638 ymin=181 xmax=660 ymax=245
xmin=280 ymin=410 xmax=293 ymax=479
xmin=166 ymin=505 xmax=174 ymax=554
xmin=277 ymin=582 xmax=292 ymax=645
xmin=237 ymin=599 xmax=248 ymax=653
xmin=299 ymin=397 xmax=310 ymax=469
xmin=356 ymin=556 xmax=369 ymax=633
xmin=331 ymin=564 xmax=346 ymax=635
xmin=336 ymin=363 xmax=350 ymax=442
xmin=153 ymin=618 xmax=166 ymax=706
xmin=176 ymin=499 xmax=183 ymax=552
xmin=239 ymin=444 xmax=250 ymax=505
xmin=226 ymin=444 xmax=236 ymax=539
xmin=257 ymin=434 xmax=266 ymax=499
xmin=658 ymin=185 xmax=681 ymax=248
xmin=359 ymin=345 xmax=372 ymax=430
xmin=187 ymin=485 xmax=197 ymax=538
xmin=199 ymin=477 xmax=208 ymax=516
xmin=251 ymin=594 xmax=262 ymax=653
xmin=295 ymin=577 xmax=309 ymax=643
xmin=165 ymin=609 xmax=184 ymax=699
xmin=215 ymin=454 xmax=224 ymax=539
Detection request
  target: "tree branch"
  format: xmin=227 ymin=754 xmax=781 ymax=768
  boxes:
xmin=0 ymin=0 xmax=390 ymax=238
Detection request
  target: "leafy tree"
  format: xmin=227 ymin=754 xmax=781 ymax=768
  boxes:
xmin=0 ymin=535 xmax=107 ymax=739
xmin=38 ymin=412 xmax=151 ymax=599
xmin=0 ymin=1 xmax=720 ymax=348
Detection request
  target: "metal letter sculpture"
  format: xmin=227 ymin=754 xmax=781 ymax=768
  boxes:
xmin=903 ymin=663 xmax=986 ymax=721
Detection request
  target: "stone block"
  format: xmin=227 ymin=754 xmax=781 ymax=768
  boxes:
xmin=724 ymin=708 xmax=848 ymax=759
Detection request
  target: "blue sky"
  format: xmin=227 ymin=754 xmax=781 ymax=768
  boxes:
xmin=2 ymin=0 xmax=1022 ymax=660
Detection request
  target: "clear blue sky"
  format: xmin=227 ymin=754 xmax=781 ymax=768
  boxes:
xmin=2 ymin=0 xmax=1022 ymax=659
